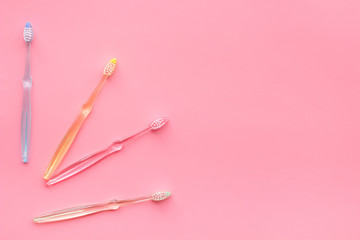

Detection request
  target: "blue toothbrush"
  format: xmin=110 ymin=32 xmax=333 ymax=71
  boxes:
xmin=21 ymin=22 xmax=33 ymax=163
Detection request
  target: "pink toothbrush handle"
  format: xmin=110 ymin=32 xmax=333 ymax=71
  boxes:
xmin=34 ymin=200 xmax=121 ymax=223
xmin=47 ymin=142 xmax=123 ymax=186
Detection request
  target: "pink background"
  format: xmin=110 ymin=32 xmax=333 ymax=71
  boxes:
xmin=1 ymin=0 xmax=360 ymax=239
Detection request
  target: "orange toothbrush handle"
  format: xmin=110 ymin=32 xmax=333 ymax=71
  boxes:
xmin=43 ymin=75 xmax=108 ymax=179
xmin=44 ymin=111 xmax=87 ymax=179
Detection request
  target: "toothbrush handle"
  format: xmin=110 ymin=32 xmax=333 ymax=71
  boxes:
xmin=47 ymin=142 xmax=123 ymax=186
xmin=34 ymin=200 xmax=120 ymax=223
xmin=44 ymin=75 xmax=108 ymax=179
xmin=21 ymin=84 xmax=31 ymax=163
xmin=43 ymin=109 xmax=88 ymax=179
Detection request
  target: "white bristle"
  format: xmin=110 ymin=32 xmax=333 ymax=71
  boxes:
xmin=103 ymin=59 xmax=117 ymax=76
xmin=150 ymin=117 xmax=168 ymax=130
xmin=23 ymin=23 xmax=33 ymax=43
xmin=152 ymin=192 xmax=171 ymax=201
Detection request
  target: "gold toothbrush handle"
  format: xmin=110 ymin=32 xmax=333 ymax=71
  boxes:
xmin=34 ymin=200 xmax=120 ymax=223
xmin=43 ymin=110 xmax=87 ymax=179
xmin=34 ymin=196 xmax=153 ymax=223
xmin=43 ymin=75 xmax=108 ymax=179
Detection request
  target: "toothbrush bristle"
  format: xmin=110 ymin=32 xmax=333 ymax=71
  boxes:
xmin=152 ymin=192 xmax=171 ymax=201
xmin=103 ymin=58 xmax=117 ymax=76
xmin=23 ymin=22 xmax=33 ymax=43
xmin=150 ymin=117 xmax=169 ymax=130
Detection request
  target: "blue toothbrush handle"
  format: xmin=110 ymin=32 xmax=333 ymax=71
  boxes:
xmin=21 ymin=83 xmax=31 ymax=163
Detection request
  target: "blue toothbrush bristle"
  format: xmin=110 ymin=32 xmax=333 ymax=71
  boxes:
xmin=24 ymin=22 xmax=33 ymax=43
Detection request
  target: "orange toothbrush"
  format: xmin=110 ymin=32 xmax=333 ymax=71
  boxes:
xmin=43 ymin=58 xmax=117 ymax=180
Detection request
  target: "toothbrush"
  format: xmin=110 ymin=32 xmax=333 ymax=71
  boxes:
xmin=43 ymin=58 xmax=117 ymax=179
xmin=46 ymin=117 xmax=168 ymax=186
xmin=21 ymin=22 xmax=33 ymax=163
xmin=34 ymin=191 xmax=171 ymax=223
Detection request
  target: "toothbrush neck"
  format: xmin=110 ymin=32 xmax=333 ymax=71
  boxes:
xmin=83 ymin=75 xmax=108 ymax=110
xmin=117 ymin=195 xmax=153 ymax=207
xmin=116 ymin=127 xmax=151 ymax=146
xmin=24 ymin=43 xmax=31 ymax=79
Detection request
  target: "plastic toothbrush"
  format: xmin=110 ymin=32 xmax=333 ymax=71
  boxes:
xmin=34 ymin=191 xmax=171 ymax=223
xmin=46 ymin=117 xmax=168 ymax=186
xmin=21 ymin=22 xmax=33 ymax=163
xmin=43 ymin=58 xmax=117 ymax=179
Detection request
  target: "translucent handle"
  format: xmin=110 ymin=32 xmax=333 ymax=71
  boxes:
xmin=43 ymin=75 xmax=108 ymax=179
xmin=43 ymin=109 xmax=88 ymax=179
xmin=21 ymin=84 xmax=31 ymax=163
xmin=34 ymin=200 xmax=120 ymax=223
xmin=47 ymin=142 xmax=123 ymax=186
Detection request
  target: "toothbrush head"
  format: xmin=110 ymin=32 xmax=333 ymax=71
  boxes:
xmin=103 ymin=58 xmax=117 ymax=76
xmin=23 ymin=22 xmax=33 ymax=43
xmin=149 ymin=117 xmax=169 ymax=130
xmin=152 ymin=192 xmax=171 ymax=201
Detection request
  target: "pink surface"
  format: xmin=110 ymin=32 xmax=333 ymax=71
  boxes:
xmin=0 ymin=0 xmax=360 ymax=239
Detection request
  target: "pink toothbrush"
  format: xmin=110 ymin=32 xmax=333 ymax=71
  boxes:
xmin=34 ymin=191 xmax=171 ymax=223
xmin=46 ymin=117 xmax=168 ymax=186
